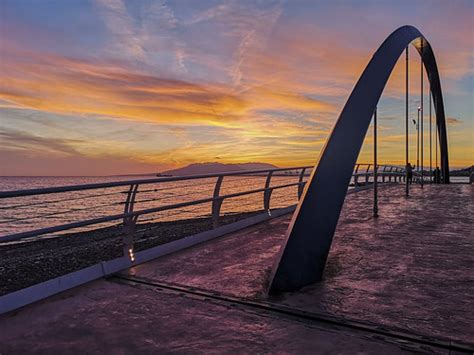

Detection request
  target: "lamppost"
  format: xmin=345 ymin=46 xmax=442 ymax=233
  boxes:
xmin=420 ymin=38 xmax=424 ymax=188
xmin=429 ymin=92 xmax=432 ymax=183
xmin=412 ymin=115 xmax=419 ymax=184
xmin=405 ymin=46 xmax=409 ymax=196
xmin=417 ymin=107 xmax=421 ymax=172
xmin=373 ymin=107 xmax=378 ymax=217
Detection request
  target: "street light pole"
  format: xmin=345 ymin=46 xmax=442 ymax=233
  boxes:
xmin=429 ymin=90 xmax=432 ymax=183
xmin=373 ymin=107 xmax=378 ymax=217
xmin=405 ymin=46 xmax=409 ymax=196
xmin=420 ymin=39 xmax=424 ymax=189
xmin=435 ymin=115 xmax=438 ymax=168
xmin=417 ymin=107 xmax=420 ymax=173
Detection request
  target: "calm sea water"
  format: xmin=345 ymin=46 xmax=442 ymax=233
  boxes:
xmin=0 ymin=175 xmax=301 ymax=238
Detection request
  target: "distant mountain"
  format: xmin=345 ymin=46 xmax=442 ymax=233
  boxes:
xmin=158 ymin=162 xmax=278 ymax=176
xmin=450 ymin=167 xmax=473 ymax=176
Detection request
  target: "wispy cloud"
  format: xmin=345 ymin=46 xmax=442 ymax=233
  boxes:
xmin=447 ymin=117 xmax=462 ymax=125
xmin=94 ymin=0 xmax=146 ymax=60
xmin=94 ymin=0 xmax=186 ymax=71
xmin=0 ymin=128 xmax=82 ymax=156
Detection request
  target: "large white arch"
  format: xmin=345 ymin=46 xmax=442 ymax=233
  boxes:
xmin=269 ymin=25 xmax=450 ymax=293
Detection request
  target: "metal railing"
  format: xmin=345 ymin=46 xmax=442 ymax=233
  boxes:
xmin=0 ymin=164 xmax=407 ymax=259
xmin=0 ymin=167 xmax=310 ymax=248
xmin=352 ymin=163 xmax=408 ymax=186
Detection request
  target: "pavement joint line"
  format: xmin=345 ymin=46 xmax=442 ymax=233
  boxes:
xmin=111 ymin=274 xmax=474 ymax=353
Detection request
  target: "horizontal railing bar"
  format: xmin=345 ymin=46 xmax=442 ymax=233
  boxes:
xmin=0 ymin=189 xmax=125 ymax=211
xmin=0 ymin=166 xmax=313 ymax=199
xmin=0 ymin=213 xmax=127 ymax=242
xmin=135 ymin=173 xmax=276 ymax=195
xmin=134 ymin=174 xmax=271 ymax=197
xmin=0 ymin=199 xmax=124 ymax=225
xmin=133 ymin=190 xmax=207 ymax=205
xmin=135 ymin=178 xmax=221 ymax=194
xmin=219 ymin=182 xmax=301 ymax=200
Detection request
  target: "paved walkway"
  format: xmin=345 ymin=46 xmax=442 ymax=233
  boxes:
xmin=124 ymin=184 xmax=474 ymax=342
xmin=1 ymin=279 xmax=423 ymax=354
xmin=1 ymin=184 xmax=472 ymax=353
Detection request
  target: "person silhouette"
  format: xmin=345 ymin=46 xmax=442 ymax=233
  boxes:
xmin=434 ymin=166 xmax=441 ymax=184
xmin=406 ymin=162 xmax=414 ymax=184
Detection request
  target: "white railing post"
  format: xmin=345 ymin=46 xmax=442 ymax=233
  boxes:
xmin=122 ymin=184 xmax=139 ymax=262
xmin=354 ymin=164 xmax=360 ymax=186
xmin=263 ymin=171 xmax=273 ymax=212
xmin=298 ymin=168 xmax=307 ymax=199
xmin=211 ymin=176 xmax=224 ymax=228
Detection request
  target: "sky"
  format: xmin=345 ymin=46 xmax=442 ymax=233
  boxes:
xmin=0 ymin=0 xmax=472 ymax=176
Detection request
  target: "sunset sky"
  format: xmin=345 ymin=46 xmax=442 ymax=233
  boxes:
xmin=1 ymin=0 xmax=472 ymax=176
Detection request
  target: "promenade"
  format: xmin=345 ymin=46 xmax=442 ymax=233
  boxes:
xmin=0 ymin=184 xmax=472 ymax=353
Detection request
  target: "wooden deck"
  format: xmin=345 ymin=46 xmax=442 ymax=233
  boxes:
xmin=1 ymin=183 xmax=472 ymax=353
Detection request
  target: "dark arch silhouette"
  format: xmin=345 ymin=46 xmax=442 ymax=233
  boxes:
xmin=269 ymin=25 xmax=450 ymax=293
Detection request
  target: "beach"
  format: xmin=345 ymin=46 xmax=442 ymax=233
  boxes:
xmin=0 ymin=211 xmax=264 ymax=295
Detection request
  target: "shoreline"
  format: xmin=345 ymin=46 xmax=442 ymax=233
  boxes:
xmin=0 ymin=211 xmax=263 ymax=295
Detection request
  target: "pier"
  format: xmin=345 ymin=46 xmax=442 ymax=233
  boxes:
xmin=1 ymin=183 xmax=472 ymax=353
xmin=1 ymin=23 xmax=472 ymax=353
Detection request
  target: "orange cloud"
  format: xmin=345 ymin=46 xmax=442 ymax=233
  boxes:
xmin=0 ymin=51 xmax=248 ymax=126
xmin=446 ymin=117 xmax=462 ymax=125
xmin=0 ymin=43 xmax=339 ymax=131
